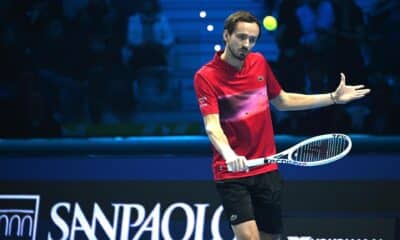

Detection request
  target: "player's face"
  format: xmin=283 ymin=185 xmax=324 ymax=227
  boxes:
xmin=224 ymin=21 xmax=259 ymax=61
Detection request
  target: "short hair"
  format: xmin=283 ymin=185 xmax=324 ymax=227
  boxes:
xmin=223 ymin=11 xmax=262 ymax=39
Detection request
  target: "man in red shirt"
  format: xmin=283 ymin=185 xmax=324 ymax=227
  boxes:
xmin=194 ymin=11 xmax=370 ymax=240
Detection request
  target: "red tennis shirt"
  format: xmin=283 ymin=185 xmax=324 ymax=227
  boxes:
xmin=194 ymin=51 xmax=282 ymax=180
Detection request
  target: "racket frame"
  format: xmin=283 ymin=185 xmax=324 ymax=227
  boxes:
xmin=246 ymin=133 xmax=352 ymax=167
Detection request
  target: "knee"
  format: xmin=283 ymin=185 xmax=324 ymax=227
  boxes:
xmin=236 ymin=230 xmax=260 ymax=240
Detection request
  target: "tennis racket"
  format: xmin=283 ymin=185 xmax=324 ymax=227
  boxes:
xmin=247 ymin=133 xmax=352 ymax=168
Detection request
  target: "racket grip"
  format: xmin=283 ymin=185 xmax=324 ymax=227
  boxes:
xmin=247 ymin=158 xmax=268 ymax=168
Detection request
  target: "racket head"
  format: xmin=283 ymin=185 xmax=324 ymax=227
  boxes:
xmin=287 ymin=133 xmax=352 ymax=166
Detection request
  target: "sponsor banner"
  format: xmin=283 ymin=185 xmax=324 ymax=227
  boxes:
xmin=0 ymin=195 xmax=40 ymax=240
xmin=285 ymin=217 xmax=396 ymax=240
xmin=0 ymin=182 xmax=396 ymax=240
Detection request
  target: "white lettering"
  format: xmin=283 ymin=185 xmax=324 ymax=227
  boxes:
xmin=133 ymin=203 xmax=160 ymax=240
xmin=91 ymin=203 xmax=119 ymax=239
xmin=211 ymin=205 xmax=225 ymax=240
xmin=48 ymin=202 xmax=71 ymax=240
xmin=193 ymin=203 xmax=209 ymax=240
xmin=287 ymin=237 xmax=313 ymax=240
xmin=161 ymin=203 xmax=195 ymax=240
xmin=70 ymin=203 xmax=96 ymax=240
xmin=286 ymin=237 xmax=384 ymax=240
xmin=117 ymin=204 xmax=146 ymax=240
xmin=48 ymin=202 xmax=228 ymax=240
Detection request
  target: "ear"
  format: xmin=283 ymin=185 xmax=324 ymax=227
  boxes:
xmin=223 ymin=30 xmax=229 ymax=42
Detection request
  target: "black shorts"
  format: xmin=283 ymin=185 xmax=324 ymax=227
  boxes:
xmin=215 ymin=170 xmax=284 ymax=234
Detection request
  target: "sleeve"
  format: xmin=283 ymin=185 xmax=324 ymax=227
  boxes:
xmin=264 ymin=59 xmax=282 ymax=99
xmin=193 ymin=72 xmax=219 ymax=116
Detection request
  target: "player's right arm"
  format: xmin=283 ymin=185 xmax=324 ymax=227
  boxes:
xmin=203 ymin=114 xmax=248 ymax=172
xmin=194 ymin=72 xmax=247 ymax=172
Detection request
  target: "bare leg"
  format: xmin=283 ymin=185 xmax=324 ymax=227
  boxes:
xmin=260 ymin=231 xmax=281 ymax=240
xmin=232 ymin=220 xmax=260 ymax=240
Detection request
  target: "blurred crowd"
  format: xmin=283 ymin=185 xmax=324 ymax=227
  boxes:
xmin=0 ymin=0 xmax=176 ymax=137
xmin=264 ymin=0 xmax=400 ymax=135
xmin=0 ymin=0 xmax=399 ymax=138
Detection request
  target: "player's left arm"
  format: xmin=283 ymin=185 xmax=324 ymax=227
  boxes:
xmin=270 ymin=73 xmax=370 ymax=111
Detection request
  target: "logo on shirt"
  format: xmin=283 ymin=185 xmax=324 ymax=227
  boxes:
xmin=230 ymin=214 xmax=238 ymax=222
xmin=198 ymin=96 xmax=208 ymax=107
xmin=257 ymin=75 xmax=264 ymax=81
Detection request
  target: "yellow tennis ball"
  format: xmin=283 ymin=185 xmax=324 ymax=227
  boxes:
xmin=263 ymin=15 xmax=277 ymax=31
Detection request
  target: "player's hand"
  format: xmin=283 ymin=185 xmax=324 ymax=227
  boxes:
xmin=333 ymin=73 xmax=371 ymax=104
xmin=226 ymin=156 xmax=249 ymax=172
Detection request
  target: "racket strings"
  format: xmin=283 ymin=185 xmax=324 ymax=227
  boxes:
xmin=295 ymin=136 xmax=349 ymax=163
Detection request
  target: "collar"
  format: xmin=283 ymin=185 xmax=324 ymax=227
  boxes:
xmin=213 ymin=51 xmax=249 ymax=73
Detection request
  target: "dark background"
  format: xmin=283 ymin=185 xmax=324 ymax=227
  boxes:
xmin=0 ymin=0 xmax=399 ymax=239
xmin=0 ymin=0 xmax=399 ymax=138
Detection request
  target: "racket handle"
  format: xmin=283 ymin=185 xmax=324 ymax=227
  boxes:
xmin=247 ymin=157 xmax=269 ymax=168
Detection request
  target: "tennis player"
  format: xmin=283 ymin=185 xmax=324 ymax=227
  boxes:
xmin=193 ymin=11 xmax=370 ymax=240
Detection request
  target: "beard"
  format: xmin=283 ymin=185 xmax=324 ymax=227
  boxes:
xmin=228 ymin=45 xmax=248 ymax=61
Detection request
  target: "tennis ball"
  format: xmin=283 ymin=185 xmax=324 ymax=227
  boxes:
xmin=263 ymin=15 xmax=277 ymax=31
